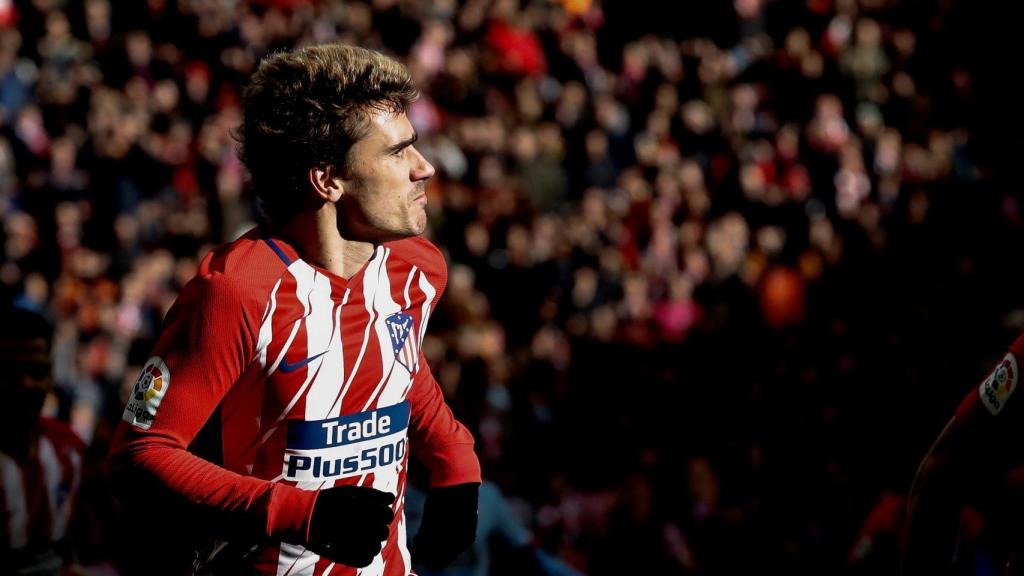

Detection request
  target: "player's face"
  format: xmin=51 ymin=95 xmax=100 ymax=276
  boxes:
xmin=336 ymin=109 xmax=435 ymax=243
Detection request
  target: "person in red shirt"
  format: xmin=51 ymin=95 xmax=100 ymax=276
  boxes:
xmin=905 ymin=333 xmax=1024 ymax=575
xmin=0 ymin=306 xmax=86 ymax=575
xmin=109 ymin=44 xmax=481 ymax=576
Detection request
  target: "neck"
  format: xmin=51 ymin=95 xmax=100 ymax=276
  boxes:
xmin=276 ymin=205 xmax=376 ymax=280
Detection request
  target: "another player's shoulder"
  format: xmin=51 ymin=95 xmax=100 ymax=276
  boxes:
xmin=978 ymin=333 xmax=1024 ymax=415
xmin=38 ymin=416 xmax=87 ymax=455
xmin=958 ymin=332 xmax=1024 ymax=420
xmin=385 ymin=236 xmax=448 ymax=290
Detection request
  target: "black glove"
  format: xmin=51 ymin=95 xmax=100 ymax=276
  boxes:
xmin=412 ymin=483 xmax=479 ymax=569
xmin=307 ymin=486 xmax=395 ymax=567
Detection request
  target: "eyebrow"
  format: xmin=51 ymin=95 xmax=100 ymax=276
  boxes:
xmin=386 ymin=132 xmax=418 ymax=154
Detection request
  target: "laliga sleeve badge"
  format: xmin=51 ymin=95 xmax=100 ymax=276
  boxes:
xmin=122 ymin=357 xmax=170 ymax=430
xmin=979 ymin=353 xmax=1018 ymax=416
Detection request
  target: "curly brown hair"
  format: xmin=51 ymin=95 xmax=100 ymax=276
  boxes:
xmin=236 ymin=44 xmax=418 ymax=225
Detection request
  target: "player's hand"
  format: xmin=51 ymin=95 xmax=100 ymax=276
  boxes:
xmin=307 ymin=486 xmax=395 ymax=567
xmin=412 ymin=483 xmax=479 ymax=569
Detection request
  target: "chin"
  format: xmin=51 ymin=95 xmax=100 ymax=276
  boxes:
xmin=409 ymin=214 xmax=428 ymax=236
xmin=378 ymin=226 xmax=423 ymax=243
xmin=394 ymin=229 xmax=422 ymax=241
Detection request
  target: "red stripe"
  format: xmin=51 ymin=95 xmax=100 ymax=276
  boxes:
xmin=335 ymin=285 xmax=373 ymax=414
xmin=386 ymin=257 xmax=413 ymax=310
xmin=332 ymin=279 xmax=386 ymax=416
xmin=223 ymin=365 xmax=270 ymax=473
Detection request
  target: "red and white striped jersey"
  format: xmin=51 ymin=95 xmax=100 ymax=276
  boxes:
xmin=110 ymin=228 xmax=481 ymax=576
xmin=0 ymin=418 xmax=85 ymax=572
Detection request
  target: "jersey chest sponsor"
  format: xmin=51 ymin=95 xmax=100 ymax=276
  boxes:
xmin=281 ymin=401 xmax=410 ymax=481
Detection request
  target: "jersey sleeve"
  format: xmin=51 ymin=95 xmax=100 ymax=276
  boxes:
xmin=955 ymin=332 xmax=1024 ymax=422
xmin=108 ymin=263 xmax=316 ymax=543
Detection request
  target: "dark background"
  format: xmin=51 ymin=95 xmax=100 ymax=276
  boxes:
xmin=3 ymin=0 xmax=1024 ymax=573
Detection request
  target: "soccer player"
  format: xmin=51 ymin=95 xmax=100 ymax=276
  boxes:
xmin=0 ymin=306 xmax=86 ymax=575
xmin=904 ymin=334 xmax=1024 ymax=575
xmin=108 ymin=44 xmax=481 ymax=576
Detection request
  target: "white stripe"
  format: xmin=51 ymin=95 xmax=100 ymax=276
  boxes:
xmin=295 ymin=264 xmax=342 ymax=494
xmin=204 ymin=541 xmax=231 ymax=565
xmin=270 ymin=260 xmax=319 ymax=410
xmin=402 ymin=266 xmax=417 ymax=310
xmin=257 ymin=278 xmax=283 ymax=368
xmin=331 ymin=248 xmax=385 ymax=413
xmin=302 ymin=267 xmax=342 ymax=421
xmin=38 ymin=438 xmax=60 ymax=536
xmin=339 ymin=288 xmax=350 ymax=384
xmin=276 ymin=543 xmax=317 ymax=576
xmin=417 ymin=270 xmax=437 ymax=347
xmin=359 ymin=253 xmax=407 ymax=558
xmin=267 ymin=319 xmax=302 ymax=376
xmin=37 ymin=437 xmax=70 ymax=541
xmin=0 ymin=452 xmax=27 ymax=548
xmin=294 ymin=262 xmax=314 ymax=317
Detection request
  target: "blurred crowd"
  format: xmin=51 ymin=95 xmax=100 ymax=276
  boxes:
xmin=2 ymin=0 xmax=1023 ymax=573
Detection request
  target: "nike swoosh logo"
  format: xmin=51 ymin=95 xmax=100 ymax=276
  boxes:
xmin=279 ymin=350 xmax=329 ymax=374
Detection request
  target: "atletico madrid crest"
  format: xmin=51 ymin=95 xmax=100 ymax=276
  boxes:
xmin=385 ymin=313 xmax=418 ymax=373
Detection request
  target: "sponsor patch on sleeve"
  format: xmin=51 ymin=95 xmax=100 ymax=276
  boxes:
xmin=122 ymin=357 xmax=170 ymax=430
xmin=979 ymin=353 xmax=1018 ymax=416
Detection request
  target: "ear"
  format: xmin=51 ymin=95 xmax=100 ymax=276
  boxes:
xmin=309 ymin=165 xmax=344 ymax=203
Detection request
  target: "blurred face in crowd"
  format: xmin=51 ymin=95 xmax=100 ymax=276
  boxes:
xmin=0 ymin=334 xmax=52 ymax=448
xmin=334 ymin=109 xmax=435 ymax=243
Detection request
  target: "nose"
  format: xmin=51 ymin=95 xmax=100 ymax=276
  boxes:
xmin=409 ymin=146 xmax=435 ymax=182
